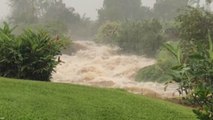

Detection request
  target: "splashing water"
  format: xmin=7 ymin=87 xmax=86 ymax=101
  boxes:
xmin=52 ymin=41 xmax=179 ymax=99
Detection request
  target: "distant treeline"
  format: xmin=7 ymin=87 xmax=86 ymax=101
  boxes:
xmin=7 ymin=0 xmax=202 ymax=39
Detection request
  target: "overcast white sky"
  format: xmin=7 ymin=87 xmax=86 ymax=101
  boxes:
xmin=0 ymin=0 xmax=156 ymax=20
xmin=0 ymin=0 xmax=10 ymax=19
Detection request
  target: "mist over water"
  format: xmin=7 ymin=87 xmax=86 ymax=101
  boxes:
xmin=52 ymin=40 xmax=179 ymax=98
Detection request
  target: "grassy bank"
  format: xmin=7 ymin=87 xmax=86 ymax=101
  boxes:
xmin=0 ymin=78 xmax=196 ymax=120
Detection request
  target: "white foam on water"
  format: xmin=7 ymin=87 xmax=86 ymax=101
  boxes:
xmin=52 ymin=41 xmax=179 ymax=99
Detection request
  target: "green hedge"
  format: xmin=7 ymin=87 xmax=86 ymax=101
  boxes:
xmin=136 ymin=42 xmax=178 ymax=83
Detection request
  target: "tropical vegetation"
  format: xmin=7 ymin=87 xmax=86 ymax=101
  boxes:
xmin=0 ymin=23 xmax=64 ymax=81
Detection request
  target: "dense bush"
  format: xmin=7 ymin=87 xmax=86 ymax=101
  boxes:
xmin=165 ymin=38 xmax=213 ymax=120
xmin=0 ymin=23 xmax=64 ymax=81
xmin=136 ymin=42 xmax=178 ymax=83
xmin=163 ymin=21 xmax=180 ymax=41
xmin=96 ymin=19 xmax=164 ymax=57
xmin=177 ymin=7 xmax=213 ymax=56
xmin=165 ymin=8 xmax=213 ymax=120
xmin=117 ymin=19 xmax=163 ymax=57
xmin=178 ymin=7 xmax=213 ymax=42
xmin=95 ymin=21 xmax=120 ymax=45
xmin=0 ymin=23 xmax=18 ymax=77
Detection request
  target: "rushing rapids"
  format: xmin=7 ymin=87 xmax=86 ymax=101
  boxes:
xmin=52 ymin=40 xmax=179 ymax=99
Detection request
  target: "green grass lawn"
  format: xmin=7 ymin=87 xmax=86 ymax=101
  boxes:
xmin=0 ymin=78 xmax=197 ymax=120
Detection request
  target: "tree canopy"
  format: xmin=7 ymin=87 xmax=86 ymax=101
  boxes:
xmin=153 ymin=0 xmax=188 ymax=21
xmin=98 ymin=0 xmax=151 ymax=23
xmin=9 ymin=0 xmax=82 ymax=34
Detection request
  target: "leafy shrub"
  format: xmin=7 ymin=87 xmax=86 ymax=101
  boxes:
xmin=163 ymin=21 xmax=180 ymax=42
xmin=116 ymin=19 xmax=163 ymax=57
xmin=164 ymin=8 xmax=213 ymax=120
xmin=165 ymin=38 xmax=213 ymax=120
xmin=25 ymin=24 xmax=72 ymax=55
xmin=178 ymin=7 xmax=213 ymax=43
xmin=0 ymin=22 xmax=64 ymax=81
xmin=95 ymin=21 xmax=120 ymax=45
xmin=18 ymin=23 xmax=72 ymax=55
xmin=177 ymin=7 xmax=213 ymax=56
xmin=136 ymin=42 xmax=178 ymax=83
xmin=95 ymin=19 xmax=164 ymax=57
xmin=0 ymin=23 xmax=19 ymax=77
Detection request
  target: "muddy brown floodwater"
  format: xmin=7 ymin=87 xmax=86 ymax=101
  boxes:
xmin=52 ymin=40 xmax=180 ymax=99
